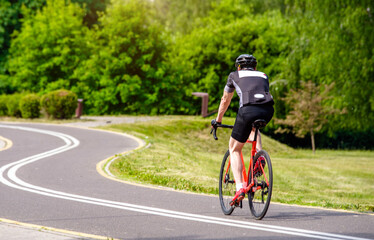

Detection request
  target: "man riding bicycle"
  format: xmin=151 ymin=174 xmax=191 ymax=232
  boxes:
xmin=212 ymin=54 xmax=274 ymax=205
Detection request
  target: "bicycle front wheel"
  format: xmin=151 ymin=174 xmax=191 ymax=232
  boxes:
xmin=219 ymin=150 xmax=235 ymax=215
xmin=248 ymin=150 xmax=273 ymax=220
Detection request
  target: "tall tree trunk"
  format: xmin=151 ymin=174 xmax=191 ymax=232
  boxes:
xmin=310 ymin=129 xmax=315 ymax=154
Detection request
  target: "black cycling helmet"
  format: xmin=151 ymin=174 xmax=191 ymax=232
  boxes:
xmin=235 ymin=54 xmax=257 ymax=69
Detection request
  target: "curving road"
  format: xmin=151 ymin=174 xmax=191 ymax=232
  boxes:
xmin=0 ymin=123 xmax=373 ymax=240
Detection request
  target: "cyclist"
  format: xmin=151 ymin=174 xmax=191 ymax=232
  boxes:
xmin=212 ymin=54 xmax=274 ymax=205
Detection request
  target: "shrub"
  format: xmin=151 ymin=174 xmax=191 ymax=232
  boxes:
xmin=0 ymin=95 xmax=7 ymax=116
xmin=19 ymin=94 xmax=41 ymax=119
xmin=41 ymin=89 xmax=78 ymax=119
xmin=6 ymin=93 xmax=23 ymax=117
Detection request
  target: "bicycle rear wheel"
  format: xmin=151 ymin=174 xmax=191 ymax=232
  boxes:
xmin=219 ymin=150 xmax=235 ymax=215
xmin=248 ymin=150 xmax=273 ymax=220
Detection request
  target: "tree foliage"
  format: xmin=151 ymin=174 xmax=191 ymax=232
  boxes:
xmin=170 ymin=0 xmax=292 ymax=115
xmin=153 ymin=0 xmax=219 ymax=34
xmin=0 ymin=0 xmax=107 ymax=94
xmin=280 ymin=0 xmax=374 ymax=131
xmin=72 ymin=0 xmax=110 ymax=26
xmin=7 ymin=0 xmax=91 ymax=93
xmin=0 ymin=0 xmax=46 ymax=71
xmin=0 ymin=0 xmax=46 ymax=93
xmin=73 ymin=0 xmax=187 ymax=115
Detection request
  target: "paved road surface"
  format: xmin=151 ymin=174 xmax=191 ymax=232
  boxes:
xmin=0 ymin=122 xmax=373 ymax=240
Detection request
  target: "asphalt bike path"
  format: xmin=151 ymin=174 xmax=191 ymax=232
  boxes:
xmin=0 ymin=121 xmax=373 ymax=239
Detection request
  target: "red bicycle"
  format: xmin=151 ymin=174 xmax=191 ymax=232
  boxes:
xmin=211 ymin=119 xmax=273 ymax=220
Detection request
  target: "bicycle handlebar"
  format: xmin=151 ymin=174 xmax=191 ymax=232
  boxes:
xmin=210 ymin=123 xmax=233 ymax=141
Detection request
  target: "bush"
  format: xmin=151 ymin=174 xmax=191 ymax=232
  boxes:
xmin=19 ymin=94 xmax=41 ymax=119
xmin=6 ymin=93 xmax=23 ymax=117
xmin=41 ymin=89 xmax=78 ymax=119
xmin=0 ymin=95 xmax=7 ymax=116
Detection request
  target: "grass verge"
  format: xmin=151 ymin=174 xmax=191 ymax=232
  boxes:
xmin=100 ymin=116 xmax=374 ymax=213
xmin=0 ymin=116 xmax=92 ymax=124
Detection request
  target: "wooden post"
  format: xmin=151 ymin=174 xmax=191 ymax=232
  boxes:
xmin=75 ymin=99 xmax=83 ymax=118
xmin=192 ymin=92 xmax=209 ymax=117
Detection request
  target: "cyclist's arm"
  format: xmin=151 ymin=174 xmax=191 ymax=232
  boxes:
xmin=216 ymin=90 xmax=234 ymax=123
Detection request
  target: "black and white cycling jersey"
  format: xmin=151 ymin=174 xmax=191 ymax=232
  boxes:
xmin=224 ymin=70 xmax=274 ymax=108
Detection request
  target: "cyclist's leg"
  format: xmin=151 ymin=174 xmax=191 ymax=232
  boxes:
xmin=229 ymin=136 xmax=246 ymax=205
xmin=229 ymin=137 xmax=245 ymax=189
xmin=248 ymin=128 xmax=262 ymax=150
xmin=231 ymin=106 xmax=252 ymax=189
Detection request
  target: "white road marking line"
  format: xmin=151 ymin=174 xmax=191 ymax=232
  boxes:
xmin=0 ymin=124 xmax=371 ymax=240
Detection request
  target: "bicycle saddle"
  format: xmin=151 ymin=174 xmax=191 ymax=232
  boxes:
xmin=253 ymin=119 xmax=267 ymax=128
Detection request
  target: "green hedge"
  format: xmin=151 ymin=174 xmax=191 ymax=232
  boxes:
xmin=6 ymin=93 xmax=23 ymax=117
xmin=41 ymin=89 xmax=77 ymax=119
xmin=19 ymin=94 xmax=41 ymax=119
xmin=0 ymin=95 xmax=7 ymax=116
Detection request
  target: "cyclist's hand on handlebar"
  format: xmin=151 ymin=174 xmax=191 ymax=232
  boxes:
xmin=210 ymin=119 xmax=221 ymax=140
xmin=211 ymin=119 xmax=221 ymax=129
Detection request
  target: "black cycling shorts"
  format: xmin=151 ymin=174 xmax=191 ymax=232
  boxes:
xmin=231 ymin=104 xmax=274 ymax=143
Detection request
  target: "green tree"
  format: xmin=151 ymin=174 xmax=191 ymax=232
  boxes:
xmin=73 ymin=0 xmax=110 ymax=26
xmin=0 ymin=0 xmax=46 ymax=71
xmin=0 ymin=0 xmax=46 ymax=94
xmin=169 ymin=0 xmax=292 ymax=116
xmin=275 ymin=81 xmax=343 ymax=153
xmin=7 ymin=0 xmax=91 ymax=93
xmin=280 ymin=0 xmax=374 ymax=131
xmin=153 ymin=0 xmax=219 ymax=34
xmin=73 ymin=0 xmax=181 ymax=115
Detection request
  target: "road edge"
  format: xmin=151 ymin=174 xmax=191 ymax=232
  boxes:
xmin=0 ymin=217 xmax=118 ymax=240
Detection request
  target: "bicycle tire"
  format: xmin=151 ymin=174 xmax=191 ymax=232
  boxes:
xmin=219 ymin=150 xmax=235 ymax=215
xmin=248 ymin=150 xmax=273 ymax=220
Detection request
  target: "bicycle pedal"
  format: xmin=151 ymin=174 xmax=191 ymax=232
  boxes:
xmin=230 ymin=199 xmax=242 ymax=207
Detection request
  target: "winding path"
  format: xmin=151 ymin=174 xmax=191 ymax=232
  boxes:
xmin=0 ymin=123 xmax=373 ymax=240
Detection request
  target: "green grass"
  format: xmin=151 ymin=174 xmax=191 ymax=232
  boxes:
xmin=100 ymin=116 xmax=374 ymax=213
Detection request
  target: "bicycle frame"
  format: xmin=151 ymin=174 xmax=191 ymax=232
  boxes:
xmin=227 ymin=128 xmax=270 ymax=194
xmin=214 ymin=120 xmax=272 ymax=219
